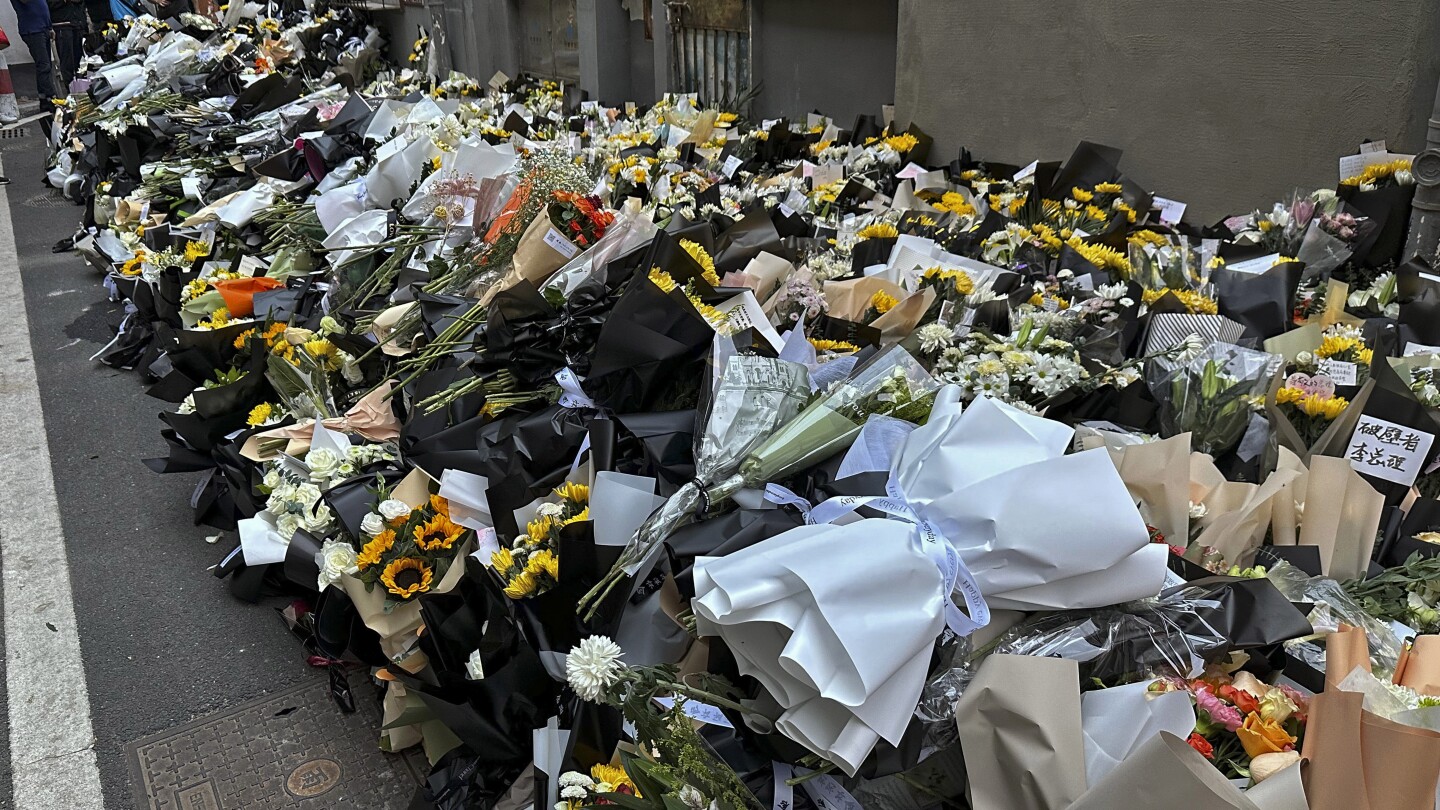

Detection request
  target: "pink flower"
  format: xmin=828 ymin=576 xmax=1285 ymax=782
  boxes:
xmin=1194 ymin=685 xmax=1243 ymax=732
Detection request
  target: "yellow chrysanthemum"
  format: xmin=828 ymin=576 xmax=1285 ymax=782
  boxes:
xmin=503 ymin=570 xmax=539 ymax=599
xmin=196 ymin=307 xmax=232 ymax=330
xmin=303 ymin=339 xmax=342 ymax=371
xmin=526 ymin=548 xmax=560 ymax=580
xmin=414 ymin=514 xmax=464 ymax=552
xmin=380 ymin=557 xmax=434 ymax=599
xmin=1071 ymin=187 xmax=1094 ymax=203
xmin=233 ymin=328 xmax=257 ymax=349
xmin=856 ymin=222 xmax=899 ymax=240
xmin=356 ymin=530 xmax=396 ymax=570
xmin=491 ymin=547 xmax=516 ymax=575
xmin=246 ymin=402 xmax=275 ymax=426
xmin=935 ymin=191 xmax=976 ymax=217
xmin=1094 ymin=182 xmax=1124 ymax=194
xmin=1127 ymin=230 xmax=1170 ymax=249
xmin=1066 ymin=236 xmax=1133 ymax=277
xmin=679 ymin=239 xmax=720 ymax=286
xmin=561 ymin=507 xmax=590 ymax=526
xmin=183 ymin=241 xmax=209 ymax=263
xmin=1276 ymin=386 xmax=1304 ymax=405
xmin=885 ymin=133 xmax=919 ymax=153
xmin=809 ymin=338 xmax=860 ymax=354
xmin=526 ymin=514 xmax=556 ymax=543
xmin=648 ymin=267 xmax=678 ymax=293
xmin=1140 ymin=287 xmax=1218 ymax=315
xmin=1084 ymin=204 xmax=1109 ymax=221
xmin=869 ymin=290 xmax=899 ymax=315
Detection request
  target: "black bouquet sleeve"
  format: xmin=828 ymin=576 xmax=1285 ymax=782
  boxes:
xmin=1213 ymin=261 xmax=1303 ymax=338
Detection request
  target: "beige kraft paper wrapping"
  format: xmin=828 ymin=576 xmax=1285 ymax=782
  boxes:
xmin=480 ymin=208 xmax=577 ymax=305
xmin=954 ymin=654 xmax=1087 ymax=810
xmin=1300 ymin=689 xmax=1440 ymax=810
xmin=1190 ymin=450 xmax=1303 ymax=567
xmin=1106 ymin=433 xmax=1192 ymax=541
xmin=240 ymin=382 xmax=402 ymax=461
xmin=1295 ymin=457 xmax=1384 ymax=580
xmin=1064 ymin=733 xmax=1261 ymax=810
xmin=1394 ymin=635 xmax=1440 ymax=696
xmin=340 ymin=537 xmax=471 ymax=661
xmin=871 ymin=288 xmax=935 ymax=346
xmin=822 ymin=276 xmax=907 ymax=321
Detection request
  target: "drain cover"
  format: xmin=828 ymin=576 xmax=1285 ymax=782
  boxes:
xmin=125 ymin=678 xmax=428 ymax=809
xmin=23 ymin=190 xmax=70 ymax=208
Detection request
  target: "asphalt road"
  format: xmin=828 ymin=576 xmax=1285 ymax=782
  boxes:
xmin=4 ymin=119 xmax=316 ymax=807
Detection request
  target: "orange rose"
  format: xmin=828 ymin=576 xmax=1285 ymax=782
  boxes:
xmin=1236 ymin=713 xmax=1295 ymax=759
xmin=1220 ymin=684 xmax=1260 ymax=716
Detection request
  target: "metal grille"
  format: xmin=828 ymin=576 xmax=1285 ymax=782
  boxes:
xmin=669 ymin=0 xmax=751 ymax=107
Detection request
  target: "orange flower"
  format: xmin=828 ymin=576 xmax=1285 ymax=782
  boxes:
xmin=1236 ymin=713 xmax=1295 ymax=759
xmin=1219 ymin=684 xmax=1259 ymax=716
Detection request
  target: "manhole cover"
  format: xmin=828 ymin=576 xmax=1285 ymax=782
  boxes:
xmin=23 ymin=189 xmax=70 ymax=208
xmin=125 ymin=678 xmax=428 ymax=809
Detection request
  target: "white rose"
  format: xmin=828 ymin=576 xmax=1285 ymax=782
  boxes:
xmin=315 ymin=539 xmax=359 ymax=591
xmin=276 ymin=513 xmax=301 ymax=540
xmin=340 ymin=352 xmax=364 ymax=385
xmin=293 ymin=483 xmax=323 ymax=508
xmin=262 ymin=469 xmax=281 ymax=490
xmin=303 ymin=503 xmax=333 ymax=534
xmin=306 ymin=447 xmax=342 ymax=483
xmin=360 ymin=512 xmax=385 ymax=536
xmin=378 ymin=499 xmax=412 ymax=521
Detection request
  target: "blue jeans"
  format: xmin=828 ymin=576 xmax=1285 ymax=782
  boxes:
xmin=21 ymin=31 xmax=54 ymax=110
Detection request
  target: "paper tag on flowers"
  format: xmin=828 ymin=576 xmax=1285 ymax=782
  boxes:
xmin=722 ymin=154 xmax=743 ymax=178
xmin=794 ymin=769 xmax=863 ymax=810
xmin=771 ymin=763 xmax=794 ymax=810
xmin=653 ymin=696 xmax=733 ymax=728
xmin=1152 ymin=195 xmax=1186 ymax=225
xmin=543 ymin=228 xmax=580 ymax=259
xmin=1317 ymin=358 xmax=1357 ymax=386
xmin=1346 ymin=414 xmax=1434 ymax=486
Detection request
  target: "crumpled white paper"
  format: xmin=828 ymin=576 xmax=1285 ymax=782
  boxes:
xmin=898 ymin=391 xmax=1168 ymax=611
xmin=1081 ymin=680 xmax=1197 ymax=786
xmin=692 ymin=518 xmax=943 ymax=775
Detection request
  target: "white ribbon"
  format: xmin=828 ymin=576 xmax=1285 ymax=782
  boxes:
xmin=555 ymin=366 xmax=598 ymax=410
xmin=764 ymin=483 xmax=989 ymax=637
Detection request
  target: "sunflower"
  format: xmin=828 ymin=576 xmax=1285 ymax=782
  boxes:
xmin=679 ymin=239 xmax=720 ymax=286
xmin=429 ymin=494 xmax=451 ymax=516
xmin=809 ymin=338 xmax=860 ymax=354
xmin=356 ymin=529 xmax=396 ymax=570
xmin=856 ymin=222 xmax=899 ymax=240
xmin=554 ymin=482 xmax=589 ymax=503
xmin=380 ymin=557 xmax=434 ymax=599
xmin=414 ymin=514 xmax=464 ymax=552
xmin=590 ymin=763 xmax=637 ymax=794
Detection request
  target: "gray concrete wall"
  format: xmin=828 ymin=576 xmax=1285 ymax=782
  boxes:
xmin=894 ymin=0 xmax=1440 ymax=223
xmin=751 ymin=0 xmax=897 ymax=125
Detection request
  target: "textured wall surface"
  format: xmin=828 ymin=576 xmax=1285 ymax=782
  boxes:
xmin=752 ymin=0 xmax=898 ymax=125
xmin=894 ymin=0 xmax=1440 ymax=222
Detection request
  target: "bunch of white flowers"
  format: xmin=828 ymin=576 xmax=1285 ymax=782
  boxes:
xmin=933 ymin=327 xmax=1088 ymax=405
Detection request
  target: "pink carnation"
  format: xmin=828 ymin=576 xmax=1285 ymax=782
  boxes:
xmin=1194 ymin=685 xmax=1243 ymax=732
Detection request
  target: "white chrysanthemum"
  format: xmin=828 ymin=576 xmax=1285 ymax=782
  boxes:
xmin=561 ymin=786 xmax=588 ymax=800
xmin=566 ymin=635 xmax=625 ymax=701
xmin=558 ymin=772 xmax=595 ymax=789
xmin=915 ymin=323 xmax=952 ymax=355
xmin=536 ymin=502 xmax=565 ymax=518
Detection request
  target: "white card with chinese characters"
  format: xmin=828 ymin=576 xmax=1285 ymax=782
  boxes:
xmin=1346 ymin=414 xmax=1434 ymax=486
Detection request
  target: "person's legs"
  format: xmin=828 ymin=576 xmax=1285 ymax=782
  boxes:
xmin=21 ymin=31 xmax=55 ymax=109
xmin=54 ymin=26 xmax=79 ymax=88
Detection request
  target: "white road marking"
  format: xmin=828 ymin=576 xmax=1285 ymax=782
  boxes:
xmin=0 ymin=154 xmax=105 ymax=808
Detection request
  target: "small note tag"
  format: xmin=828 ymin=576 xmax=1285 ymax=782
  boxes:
xmin=722 ymin=154 xmax=744 ymax=178
xmin=1317 ymin=358 xmax=1357 ymax=386
xmin=543 ymin=228 xmax=580 ymax=259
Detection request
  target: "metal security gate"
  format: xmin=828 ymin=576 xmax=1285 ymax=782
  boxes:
xmin=518 ymin=0 xmax=580 ymax=82
xmin=667 ymin=0 xmax=751 ymax=107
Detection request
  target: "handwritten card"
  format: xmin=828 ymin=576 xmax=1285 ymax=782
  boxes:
xmin=722 ymin=154 xmax=743 ymax=178
xmin=1152 ymin=195 xmax=1187 ymax=225
xmin=1346 ymin=414 xmax=1434 ymax=486
xmin=1317 ymin=358 xmax=1358 ymax=386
